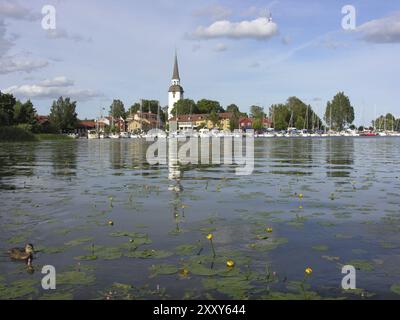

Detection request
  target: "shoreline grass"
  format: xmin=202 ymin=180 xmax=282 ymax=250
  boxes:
xmin=35 ymin=134 xmax=73 ymax=141
xmin=0 ymin=126 xmax=37 ymax=142
xmin=0 ymin=127 xmax=74 ymax=142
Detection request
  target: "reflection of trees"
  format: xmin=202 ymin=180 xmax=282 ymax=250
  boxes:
xmin=0 ymin=143 xmax=36 ymax=189
xmin=110 ymin=140 xmax=126 ymax=170
xmin=325 ymin=138 xmax=354 ymax=178
xmin=263 ymin=139 xmax=314 ymax=176
xmin=51 ymin=141 xmax=78 ymax=177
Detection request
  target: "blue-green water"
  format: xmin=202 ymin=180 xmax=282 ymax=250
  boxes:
xmin=1 ymin=137 xmax=400 ymax=300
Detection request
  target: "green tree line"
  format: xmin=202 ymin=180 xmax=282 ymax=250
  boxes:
xmin=270 ymin=97 xmax=324 ymax=131
xmin=373 ymin=113 xmax=400 ymax=131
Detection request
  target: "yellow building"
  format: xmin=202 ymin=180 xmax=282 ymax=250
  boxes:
xmin=127 ymin=112 xmax=160 ymax=132
xmin=170 ymin=112 xmax=233 ymax=131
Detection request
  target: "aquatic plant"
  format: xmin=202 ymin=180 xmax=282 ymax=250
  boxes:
xmin=207 ymin=234 xmax=216 ymax=258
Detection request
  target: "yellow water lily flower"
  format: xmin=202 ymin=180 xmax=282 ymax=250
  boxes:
xmin=299 ymin=205 xmax=303 ymax=209
xmin=298 ymin=194 xmax=303 ymax=199
xmin=179 ymin=268 xmax=190 ymax=277
xmin=226 ymin=260 xmax=235 ymax=268
xmin=108 ymin=220 xmax=114 ymax=226
xmin=207 ymin=234 xmax=213 ymax=241
xmin=266 ymin=227 xmax=273 ymax=233
xmin=305 ymin=267 xmax=313 ymax=275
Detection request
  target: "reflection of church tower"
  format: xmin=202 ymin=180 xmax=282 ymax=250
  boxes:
xmin=168 ymin=53 xmax=184 ymax=119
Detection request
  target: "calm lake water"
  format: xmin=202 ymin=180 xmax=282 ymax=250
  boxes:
xmin=1 ymin=137 xmax=400 ymax=300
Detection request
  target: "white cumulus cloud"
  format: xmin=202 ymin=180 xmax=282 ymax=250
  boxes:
xmin=357 ymin=13 xmax=400 ymax=43
xmin=0 ymin=57 xmax=49 ymax=74
xmin=39 ymin=76 xmax=74 ymax=87
xmin=0 ymin=1 xmax=40 ymax=21
xmin=193 ymin=17 xmax=278 ymax=40
xmin=3 ymin=77 xmax=102 ymax=102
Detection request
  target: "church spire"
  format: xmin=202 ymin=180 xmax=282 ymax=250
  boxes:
xmin=172 ymin=52 xmax=180 ymax=80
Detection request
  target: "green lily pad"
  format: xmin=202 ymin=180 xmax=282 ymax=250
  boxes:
xmin=249 ymin=237 xmax=288 ymax=251
xmin=175 ymin=244 xmax=200 ymax=255
xmin=390 ymin=284 xmax=400 ymax=295
xmin=74 ymin=254 xmax=98 ymax=261
xmin=7 ymin=233 xmax=32 ymax=245
xmin=202 ymin=276 xmax=253 ymax=299
xmin=65 ymin=237 xmax=94 ymax=247
xmin=39 ymin=246 xmax=68 ymax=254
xmin=149 ymin=264 xmax=179 ymax=277
xmin=125 ymin=249 xmax=172 ymax=259
xmin=57 ymin=271 xmax=96 ymax=286
xmin=264 ymin=291 xmax=323 ymax=300
xmin=0 ymin=279 xmax=38 ymax=299
xmin=346 ymin=260 xmax=374 ymax=272
xmin=39 ymin=292 xmax=74 ymax=300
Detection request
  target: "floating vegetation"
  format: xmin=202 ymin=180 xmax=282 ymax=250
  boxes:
xmin=175 ymin=244 xmax=201 ymax=256
xmin=202 ymin=275 xmax=254 ymax=300
xmin=65 ymin=237 xmax=94 ymax=247
xmin=7 ymin=232 xmax=32 ymax=245
xmin=57 ymin=271 xmax=96 ymax=286
xmin=99 ymin=282 xmax=168 ymax=300
xmin=345 ymin=260 xmax=375 ymax=272
xmin=78 ymin=245 xmax=123 ymax=261
xmin=124 ymin=249 xmax=173 ymax=259
xmin=110 ymin=231 xmax=151 ymax=246
xmin=0 ymin=279 xmax=38 ymax=300
xmin=263 ymin=291 xmax=323 ymax=300
xmin=312 ymin=245 xmax=329 ymax=252
xmin=342 ymin=288 xmax=376 ymax=298
xmin=390 ymin=284 xmax=400 ymax=296
xmin=39 ymin=292 xmax=74 ymax=300
xmin=249 ymin=237 xmax=289 ymax=252
xmin=149 ymin=264 xmax=179 ymax=278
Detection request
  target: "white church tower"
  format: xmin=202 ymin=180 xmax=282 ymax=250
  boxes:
xmin=168 ymin=53 xmax=184 ymax=119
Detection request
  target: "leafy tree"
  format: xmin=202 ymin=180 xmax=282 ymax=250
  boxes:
xmin=49 ymin=97 xmax=78 ymax=132
xmin=207 ymin=111 xmax=220 ymax=128
xmin=129 ymin=100 xmax=165 ymax=123
xmin=197 ymin=99 xmax=224 ymax=114
xmin=373 ymin=113 xmax=396 ymax=131
xmin=14 ymin=100 xmax=37 ymax=125
xmin=324 ymin=92 xmax=354 ymax=131
xmin=270 ymin=98 xmax=323 ymax=131
xmin=250 ymin=105 xmax=265 ymax=119
xmin=226 ymin=104 xmax=240 ymax=114
xmin=270 ymin=104 xmax=290 ymax=130
xmin=170 ymin=99 xmax=198 ymax=116
xmin=252 ymin=118 xmax=264 ymax=131
xmin=229 ymin=116 xmax=239 ymax=131
xmin=0 ymin=91 xmax=16 ymax=126
xmin=295 ymin=116 xmax=305 ymax=130
xmin=109 ymin=99 xmax=126 ymax=119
